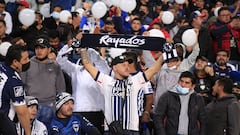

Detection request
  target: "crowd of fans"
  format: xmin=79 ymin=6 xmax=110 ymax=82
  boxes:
xmin=0 ymin=0 xmax=240 ymax=135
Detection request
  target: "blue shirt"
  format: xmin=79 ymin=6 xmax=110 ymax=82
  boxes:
xmin=50 ymin=114 xmax=96 ymax=135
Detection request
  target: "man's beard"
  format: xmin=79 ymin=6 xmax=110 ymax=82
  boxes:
xmin=217 ymin=59 xmax=226 ymax=66
xmin=37 ymin=55 xmax=48 ymax=61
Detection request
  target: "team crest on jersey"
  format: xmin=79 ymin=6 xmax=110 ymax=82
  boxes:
xmin=72 ymin=121 xmax=79 ymax=133
xmin=13 ymin=86 xmax=24 ymax=97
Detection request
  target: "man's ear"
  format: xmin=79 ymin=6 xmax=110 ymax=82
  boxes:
xmin=112 ymin=65 xmax=117 ymax=71
xmin=191 ymin=84 xmax=196 ymax=90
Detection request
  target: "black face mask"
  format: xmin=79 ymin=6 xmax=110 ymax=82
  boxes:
xmin=22 ymin=61 xmax=30 ymax=72
xmin=234 ymin=93 xmax=240 ymax=100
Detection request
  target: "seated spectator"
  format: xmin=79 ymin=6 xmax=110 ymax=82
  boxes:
xmin=213 ymin=49 xmax=236 ymax=78
xmin=232 ymin=82 xmax=240 ymax=100
xmin=50 ymin=92 xmax=101 ymax=135
xmin=16 ymin=96 xmax=48 ymax=135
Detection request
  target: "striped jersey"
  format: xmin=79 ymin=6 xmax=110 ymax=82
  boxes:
xmin=0 ymin=62 xmax=26 ymax=120
xmin=95 ymin=71 xmax=152 ymax=131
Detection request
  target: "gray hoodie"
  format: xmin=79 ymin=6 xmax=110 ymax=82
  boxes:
xmin=21 ymin=57 xmax=66 ymax=105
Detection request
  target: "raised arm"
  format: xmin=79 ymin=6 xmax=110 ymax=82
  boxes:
xmin=144 ymin=52 xmax=163 ymax=80
xmin=80 ymin=48 xmax=99 ymax=79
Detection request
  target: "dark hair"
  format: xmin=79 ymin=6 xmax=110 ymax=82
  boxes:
xmin=132 ymin=17 xmax=142 ymax=24
xmin=35 ymin=11 xmax=43 ymax=20
xmin=215 ymin=0 xmax=225 ymax=5
xmin=152 ymin=22 xmax=163 ymax=29
xmin=176 ymin=16 xmax=187 ymax=24
xmin=48 ymin=30 xmax=59 ymax=39
xmin=5 ymin=45 xmax=28 ymax=66
xmin=179 ymin=71 xmax=196 ymax=84
xmin=218 ymin=7 xmax=230 ymax=16
xmin=216 ymin=49 xmax=230 ymax=57
xmin=216 ymin=77 xmax=233 ymax=94
xmin=0 ymin=0 xmax=5 ymax=5
xmin=71 ymin=11 xmax=79 ymax=18
xmin=53 ymin=5 xmax=63 ymax=11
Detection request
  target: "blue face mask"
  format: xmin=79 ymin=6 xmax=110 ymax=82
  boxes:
xmin=177 ymin=85 xmax=189 ymax=95
xmin=51 ymin=12 xmax=60 ymax=19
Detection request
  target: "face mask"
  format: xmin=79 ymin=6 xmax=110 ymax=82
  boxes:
xmin=177 ymin=84 xmax=189 ymax=95
xmin=51 ymin=12 xmax=60 ymax=19
xmin=21 ymin=61 xmax=30 ymax=72
xmin=168 ymin=65 xmax=177 ymax=70
xmin=234 ymin=93 xmax=240 ymax=100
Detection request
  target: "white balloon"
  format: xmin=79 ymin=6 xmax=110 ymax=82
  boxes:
xmin=18 ymin=8 xmax=35 ymax=27
xmin=0 ymin=42 xmax=12 ymax=56
xmin=120 ymin=0 xmax=137 ymax=12
xmin=59 ymin=10 xmax=72 ymax=23
xmin=175 ymin=0 xmax=185 ymax=4
xmin=162 ymin=11 xmax=174 ymax=24
xmin=111 ymin=0 xmax=120 ymax=6
xmin=108 ymin=48 xmax=126 ymax=59
xmin=40 ymin=3 xmax=51 ymax=17
xmin=149 ymin=29 xmax=165 ymax=38
xmin=214 ymin=7 xmax=221 ymax=17
xmin=182 ymin=29 xmax=197 ymax=46
xmin=76 ymin=8 xmax=84 ymax=18
xmin=91 ymin=1 xmax=107 ymax=19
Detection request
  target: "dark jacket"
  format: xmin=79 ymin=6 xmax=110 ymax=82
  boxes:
xmin=173 ymin=25 xmax=214 ymax=62
xmin=205 ymin=94 xmax=240 ymax=135
xmin=153 ymin=91 xmax=206 ymax=135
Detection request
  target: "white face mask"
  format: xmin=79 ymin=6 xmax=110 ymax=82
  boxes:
xmin=168 ymin=65 xmax=177 ymax=70
xmin=177 ymin=84 xmax=190 ymax=95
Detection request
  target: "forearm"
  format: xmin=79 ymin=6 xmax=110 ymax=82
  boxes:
xmin=144 ymin=94 xmax=153 ymax=113
xmin=144 ymin=55 xmax=163 ymax=80
xmin=80 ymin=48 xmax=98 ymax=79
xmin=16 ymin=105 xmax=31 ymax=135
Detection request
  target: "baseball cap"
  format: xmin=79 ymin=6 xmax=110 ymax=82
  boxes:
xmin=233 ymin=82 xmax=240 ymax=89
xmin=35 ymin=36 xmax=50 ymax=48
xmin=111 ymin=55 xmax=128 ymax=66
xmin=189 ymin=10 xmax=206 ymax=22
xmin=25 ymin=96 xmax=38 ymax=107
xmin=55 ymin=92 xmax=74 ymax=111
xmin=17 ymin=0 xmax=30 ymax=8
